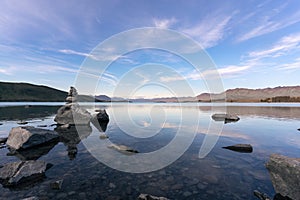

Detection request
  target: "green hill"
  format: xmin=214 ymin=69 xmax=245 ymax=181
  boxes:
xmin=0 ymin=82 xmax=67 ymax=102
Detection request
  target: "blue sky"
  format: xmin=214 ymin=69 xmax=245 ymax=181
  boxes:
xmin=0 ymin=0 xmax=300 ymax=98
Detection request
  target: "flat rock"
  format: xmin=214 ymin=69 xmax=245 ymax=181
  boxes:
xmin=212 ymin=113 xmax=240 ymax=123
xmin=17 ymin=121 xmax=28 ymax=125
xmin=108 ymin=144 xmax=139 ymax=154
xmin=138 ymin=194 xmax=169 ymax=200
xmin=266 ymin=154 xmax=300 ymax=200
xmin=0 ymin=137 xmax=8 ymax=144
xmin=6 ymin=126 xmax=59 ymax=150
xmin=222 ymin=144 xmax=253 ymax=153
xmin=0 ymin=160 xmax=49 ymax=187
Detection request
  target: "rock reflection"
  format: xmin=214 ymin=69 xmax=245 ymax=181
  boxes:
xmin=55 ymin=125 xmax=92 ymax=160
xmin=199 ymin=105 xmax=300 ymax=120
xmin=7 ymin=140 xmax=59 ymax=161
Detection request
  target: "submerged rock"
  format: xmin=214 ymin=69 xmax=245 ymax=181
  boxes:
xmin=108 ymin=144 xmax=139 ymax=154
xmin=222 ymin=144 xmax=253 ymax=153
xmin=54 ymin=87 xmax=91 ymax=125
xmin=254 ymin=190 xmax=272 ymax=200
xmin=266 ymin=154 xmax=300 ymax=200
xmin=211 ymin=113 xmax=240 ymax=123
xmin=138 ymin=193 xmax=169 ymax=200
xmin=50 ymin=179 xmax=63 ymax=190
xmin=99 ymin=134 xmax=109 ymax=139
xmin=6 ymin=126 xmax=59 ymax=151
xmin=0 ymin=160 xmax=50 ymax=187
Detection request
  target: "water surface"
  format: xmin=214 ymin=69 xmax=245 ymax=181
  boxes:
xmin=0 ymin=102 xmax=299 ymax=200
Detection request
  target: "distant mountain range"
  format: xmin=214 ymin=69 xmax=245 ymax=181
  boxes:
xmin=0 ymin=82 xmax=299 ymax=102
xmin=197 ymin=86 xmax=300 ymax=102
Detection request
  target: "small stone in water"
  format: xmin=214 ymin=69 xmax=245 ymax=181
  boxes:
xmin=50 ymin=179 xmax=63 ymax=190
xmin=99 ymin=134 xmax=109 ymax=139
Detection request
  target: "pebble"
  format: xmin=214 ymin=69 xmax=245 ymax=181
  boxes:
xmin=109 ymin=182 xmax=116 ymax=189
xmin=56 ymin=193 xmax=67 ymax=199
xmin=183 ymin=191 xmax=192 ymax=197
xmin=171 ymin=183 xmax=183 ymax=190
xmin=197 ymin=183 xmax=207 ymax=190
xmin=79 ymin=192 xmax=86 ymax=199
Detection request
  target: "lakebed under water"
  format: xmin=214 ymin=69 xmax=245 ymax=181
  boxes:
xmin=0 ymin=102 xmax=300 ymax=200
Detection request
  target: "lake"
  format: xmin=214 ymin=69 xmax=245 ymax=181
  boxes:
xmin=0 ymin=102 xmax=300 ymax=200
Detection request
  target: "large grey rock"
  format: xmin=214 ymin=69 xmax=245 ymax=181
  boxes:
xmin=6 ymin=126 xmax=59 ymax=150
xmin=138 ymin=194 xmax=169 ymax=200
xmin=266 ymin=154 xmax=300 ymax=200
xmin=54 ymin=87 xmax=92 ymax=125
xmin=54 ymin=103 xmax=91 ymax=125
xmin=0 ymin=160 xmax=49 ymax=187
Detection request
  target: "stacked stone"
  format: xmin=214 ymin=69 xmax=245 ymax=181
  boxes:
xmin=54 ymin=87 xmax=91 ymax=125
xmin=65 ymin=87 xmax=78 ymax=103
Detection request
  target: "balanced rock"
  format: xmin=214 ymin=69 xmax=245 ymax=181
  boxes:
xmin=54 ymin=87 xmax=91 ymax=125
xmin=0 ymin=160 xmax=49 ymax=187
xmin=6 ymin=126 xmax=59 ymax=150
xmin=266 ymin=154 xmax=300 ymax=200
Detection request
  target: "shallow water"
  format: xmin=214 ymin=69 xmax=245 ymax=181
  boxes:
xmin=0 ymin=103 xmax=299 ymax=200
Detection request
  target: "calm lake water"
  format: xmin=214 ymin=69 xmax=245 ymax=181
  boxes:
xmin=0 ymin=102 xmax=300 ymax=200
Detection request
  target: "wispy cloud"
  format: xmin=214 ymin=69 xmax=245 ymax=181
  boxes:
xmin=153 ymin=18 xmax=177 ymax=29
xmin=181 ymin=13 xmax=233 ymax=48
xmin=278 ymin=58 xmax=300 ymax=71
xmin=237 ymin=4 xmax=300 ymax=42
xmin=0 ymin=66 xmax=18 ymax=75
xmin=160 ymin=65 xmax=250 ymax=82
xmin=58 ymin=49 xmax=91 ymax=57
xmin=247 ymin=32 xmax=300 ymax=58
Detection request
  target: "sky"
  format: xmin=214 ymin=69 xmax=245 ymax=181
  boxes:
xmin=0 ymin=0 xmax=300 ymax=98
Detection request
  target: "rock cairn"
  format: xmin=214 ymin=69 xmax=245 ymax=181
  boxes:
xmin=54 ymin=87 xmax=91 ymax=125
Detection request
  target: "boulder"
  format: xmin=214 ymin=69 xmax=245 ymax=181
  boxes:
xmin=0 ymin=160 xmax=50 ymax=187
xmin=93 ymin=109 xmax=109 ymax=121
xmin=0 ymin=137 xmax=7 ymax=144
xmin=212 ymin=113 xmax=240 ymax=123
xmin=266 ymin=154 xmax=300 ymax=200
xmin=54 ymin=87 xmax=92 ymax=125
xmin=6 ymin=126 xmax=59 ymax=151
xmin=138 ymin=194 xmax=169 ymax=200
xmin=222 ymin=144 xmax=253 ymax=153
xmin=91 ymin=109 xmax=109 ymax=132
